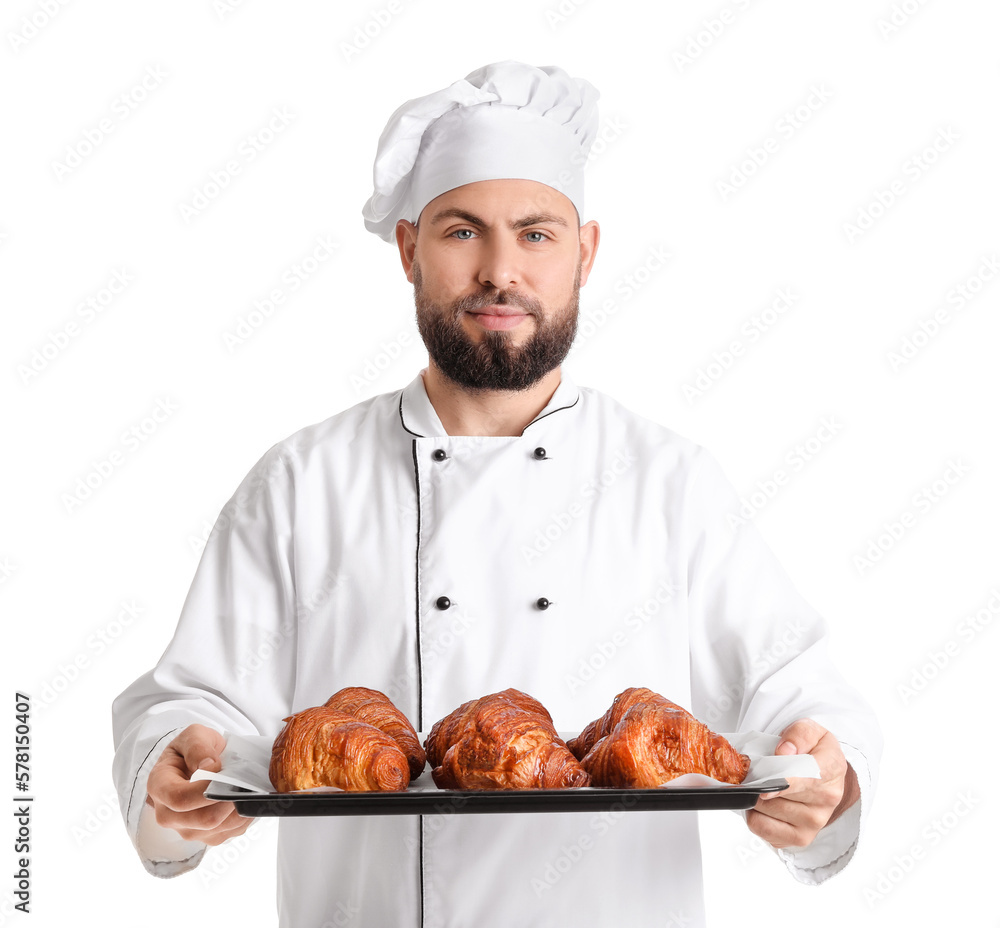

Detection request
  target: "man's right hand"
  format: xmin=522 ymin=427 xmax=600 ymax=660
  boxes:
xmin=146 ymin=724 xmax=253 ymax=846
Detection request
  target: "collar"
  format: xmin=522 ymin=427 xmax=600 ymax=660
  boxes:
xmin=397 ymin=367 xmax=581 ymax=438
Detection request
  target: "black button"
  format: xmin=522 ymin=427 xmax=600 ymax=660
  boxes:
xmin=535 ymin=597 xmax=551 ymax=610
xmin=435 ymin=596 xmax=451 ymax=610
xmin=432 ymin=449 xmax=448 ymax=461
xmin=532 ymin=447 xmax=547 ymax=460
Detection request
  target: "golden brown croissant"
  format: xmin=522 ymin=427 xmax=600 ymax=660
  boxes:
xmin=570 ymin=688 xmax=750 ymax=787
xmin=269 ymin=706 xmax=410 ymax=792
xmin=567 ymin=686 xmax=671 ymax=760
xmin=424 ymin=688 xmax=591 ymax=790
xmin=324 ymin=686 xmax=426 ymax=779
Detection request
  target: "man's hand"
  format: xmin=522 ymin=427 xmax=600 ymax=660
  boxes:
xmin=146 ymin=724 xmax=253 ymax=846
xmin=746 ymin=718 xmax=859 ymax=849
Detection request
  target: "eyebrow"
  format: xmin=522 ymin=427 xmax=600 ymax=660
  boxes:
xmin=427 ymin=208 xmax=569 ymax=230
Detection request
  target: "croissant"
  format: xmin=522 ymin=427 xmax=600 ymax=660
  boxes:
xmin=425 ymin=688 xmax=591 ymax=790
xmin=571 ymin=688 xmax=750 ymax=787
xmin=269 ymin=706 xmax=410 ymax=792
xmin=325 ymin=686 xmax=426 ymax=779
xmin=567 ymin=686 xmax=671 ymax=759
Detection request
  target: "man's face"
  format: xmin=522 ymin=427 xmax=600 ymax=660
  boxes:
xmin=396 ymin=179 xmax=599 ymax=393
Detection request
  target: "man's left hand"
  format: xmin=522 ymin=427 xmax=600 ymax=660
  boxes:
xmin=746 ymin=718 xmax=859 ymax=849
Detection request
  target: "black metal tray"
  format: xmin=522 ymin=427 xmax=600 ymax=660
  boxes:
xmin=206 ymin=775 xmax=788 ymax=817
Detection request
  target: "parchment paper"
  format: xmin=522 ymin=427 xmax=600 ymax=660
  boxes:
xmin=191 ymin=729 xmax=820 ymax=794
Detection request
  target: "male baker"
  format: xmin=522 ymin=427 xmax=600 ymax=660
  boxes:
xmin=113 ymin=61 xmax=880 ymax=926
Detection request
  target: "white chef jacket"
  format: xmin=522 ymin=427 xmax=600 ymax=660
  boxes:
xmin=112 ymin=367 xmax=880 ymax=928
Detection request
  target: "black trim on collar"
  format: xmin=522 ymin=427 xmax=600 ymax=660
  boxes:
xmin=398 ymin=392 xmax=424 ymax=438
xmin=521 ymin=394 xmax=581 ymax=433
xmin=399 ymin=386 xmax=580 ymax=438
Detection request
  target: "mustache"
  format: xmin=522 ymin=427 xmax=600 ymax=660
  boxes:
xmin=452 ymin=288 xmax=542 ymax=316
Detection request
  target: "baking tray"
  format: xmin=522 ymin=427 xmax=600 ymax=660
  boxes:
xmin=206 ymin=773 xmax=788 ymax=817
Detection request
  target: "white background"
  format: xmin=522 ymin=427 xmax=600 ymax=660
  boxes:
xmin=2 ymin=0 xmax=998 ymax=925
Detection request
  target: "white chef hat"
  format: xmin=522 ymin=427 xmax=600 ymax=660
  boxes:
xmin=362 ymin=60 xmax=600 ymax=242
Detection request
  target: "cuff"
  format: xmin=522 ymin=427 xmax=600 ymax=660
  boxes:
xmin=777 ymin=796 xmax=861 ymax=885
xmin=777 ymin=740 xmax=872 ymax=885
xmin=136 ymin=800 xmax=208 ymax=878
xmin=125 ymin=727 xmax=208 ymax=879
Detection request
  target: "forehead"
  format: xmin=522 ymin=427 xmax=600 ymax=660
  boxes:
xmin=419 ymin=179 xmax=578 ymax=226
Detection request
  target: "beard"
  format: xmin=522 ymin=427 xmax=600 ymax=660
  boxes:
xmin=413 ymin=261 xmax=580 ymax=393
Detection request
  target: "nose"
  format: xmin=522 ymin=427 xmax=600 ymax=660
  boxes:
xmin=477 ymin=236 xmax=520 ymax=291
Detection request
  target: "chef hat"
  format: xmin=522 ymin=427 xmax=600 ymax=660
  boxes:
xmin=362 ymin=60 xmax=600 ymax=242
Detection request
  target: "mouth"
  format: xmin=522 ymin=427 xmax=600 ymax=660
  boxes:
xmin=466 ymin=305 xmax=531 ymax=331
xmin=469 ymin=304 xmax=529 ymax=317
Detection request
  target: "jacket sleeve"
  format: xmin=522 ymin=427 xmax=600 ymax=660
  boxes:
xmin=682 ymin=446 xmax=881 ymax=884
xmin=111 ymin=442 xmax=299 ymax=877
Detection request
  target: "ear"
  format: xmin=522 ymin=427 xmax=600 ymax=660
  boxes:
xmin=577 ymin=220 xmax=600 ymax=287
xmin=396 ymin=219 xmax=418 ymax=282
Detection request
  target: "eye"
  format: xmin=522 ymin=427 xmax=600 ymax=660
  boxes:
xmin=524 ymin=231 xmax=549 ymax=243
xmin=451 ymin=229 xmax=477 ymax=240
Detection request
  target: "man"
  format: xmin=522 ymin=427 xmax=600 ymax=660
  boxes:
xmin=113 ymin=61 xmax=880 ymax=926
